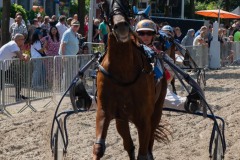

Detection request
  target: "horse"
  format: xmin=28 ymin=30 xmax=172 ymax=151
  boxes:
xmin=93 ymin=0 xmax=168 ymax=159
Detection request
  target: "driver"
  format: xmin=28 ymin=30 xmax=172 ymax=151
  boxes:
xmin=135 ymin=19 xmax=187 ymax=110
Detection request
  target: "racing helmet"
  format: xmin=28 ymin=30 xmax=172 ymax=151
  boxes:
xmin=135 ymin=19 xmax=157 ymax=32
xmin=161 ymin=25 xmax=173 ymax=33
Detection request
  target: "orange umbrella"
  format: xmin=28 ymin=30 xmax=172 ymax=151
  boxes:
xmin=195 ymin=9 xmax=240 ymax=19
xmin=32 ymin=6 xmax=44 ymax=13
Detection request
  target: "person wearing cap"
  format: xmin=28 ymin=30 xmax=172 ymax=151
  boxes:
xmin=59 ymin=19 xmax=81 ymax=55
xmin=135 ymin=19 xmax=187 ymax=111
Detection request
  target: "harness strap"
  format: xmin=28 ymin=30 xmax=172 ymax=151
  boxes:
xmin=98 ymin=64 xmax=145 ymax=87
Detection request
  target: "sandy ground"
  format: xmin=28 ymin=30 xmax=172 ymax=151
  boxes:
xmin=0 ymin=67 xmax=240 ymax=160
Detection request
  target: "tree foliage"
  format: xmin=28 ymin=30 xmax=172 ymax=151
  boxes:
xmin=69 ymin=0 xmax=89 ymax=16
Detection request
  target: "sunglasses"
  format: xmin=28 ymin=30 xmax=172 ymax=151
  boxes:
xmin=137 ymin=31 xmax=154 ymax=36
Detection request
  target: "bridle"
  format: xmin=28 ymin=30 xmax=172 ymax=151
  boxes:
xmin=98 ymin=0 xmax=133 ymax=31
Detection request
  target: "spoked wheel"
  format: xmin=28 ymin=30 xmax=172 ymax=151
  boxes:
xmin=212 ymin=124 xmax=224 ymax=160
xmin=197 ymin=70 xmax=206 ymax=91
xmin=53 ymin=118 xmax=65 ymax=160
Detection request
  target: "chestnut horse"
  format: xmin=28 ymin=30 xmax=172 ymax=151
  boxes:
xmin=93 ymin=0 xmax=168 ymax=159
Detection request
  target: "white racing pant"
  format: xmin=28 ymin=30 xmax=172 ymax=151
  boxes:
xmin=163 ymin=88 xmax=186 ymax=110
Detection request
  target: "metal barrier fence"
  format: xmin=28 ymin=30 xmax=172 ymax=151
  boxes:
xmin=185 ymin=45 xmax=209 ymax=68
xmin=231 ymin=42 xmax=240 ymax=61
xmin=0 ymin=55 xmax=95 ymax=115
xmin=184 ymin=42 xmax=240 ymax=67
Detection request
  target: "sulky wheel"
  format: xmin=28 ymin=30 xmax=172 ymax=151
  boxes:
xmin=212 ymin=124 xmax=224 ymax=160
xmin=53 ymin=118 xmax=65 ymax=160
xmin=197 ymin=70 xmax=206 ymax=91
xmin=184 ymin=97 xmax=200 ymax=113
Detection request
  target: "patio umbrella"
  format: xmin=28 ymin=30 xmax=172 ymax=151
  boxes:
xmin=195 ymin=9 xmax=240 ymax=19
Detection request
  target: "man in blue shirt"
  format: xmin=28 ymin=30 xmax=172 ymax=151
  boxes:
xmin=59 ymin=20 xmax=81 ymax=55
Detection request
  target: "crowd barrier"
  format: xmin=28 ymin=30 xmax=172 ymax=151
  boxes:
xmin=184 ymin=42 xmax=240 ymax=67
xmin=185 ymin=45 xmax=209 ymax=68
xmin=0 ymin=55 xmax=95 ymax=115
xmin=0 ymin=42 xmax=239 ymax=116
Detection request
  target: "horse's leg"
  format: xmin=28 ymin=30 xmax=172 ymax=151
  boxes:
xmin=136 ymin=118 xmax=152 ymax=160
xmin=116 ymin=119 xmax=135 ymax=160
xmin=93 ymin=108 xmax=111 ymax=160
xmin=171 ymin=78 xmax=177 ymax=95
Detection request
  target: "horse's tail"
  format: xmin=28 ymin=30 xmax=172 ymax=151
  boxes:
xmin=154 ymin=120 xmax=172 ymax=144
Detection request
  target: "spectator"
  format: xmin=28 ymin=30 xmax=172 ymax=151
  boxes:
xmin=93 ymin=19 xmax=100 ymax=42
xmin=174 ymin=27 xmax=184 ymax=43
xmin=59 ymin=20 xmax=81 ymax=55
xmin=49 ymin=15 xmax=58 ymax=27
xmin=195 ymin=25 xmax=207 ymax=38
xmin=226 ymin=35 xmax=234 ymax=64
xmin=73 ymin=14 xmax=78 ymax=21
xmin=232 ymin=20 xmax=240 ymax=36
xmin=30 ymin=29 xmax=47 ymax=90
xmin=193 ymin=31 xmax=207 ymax=46
xmin=41 ymin=26 xmax=60 ymax=56
xmin=181 ymin=29 xmax=195 ymax=46
xmin=98 ymin=18 xmax=109 ymax=45
xmin=67 ymin=17 xmax=73 ymax=27
xmin=37 ymin=15 xmax=43 ymax=27
xmin=28 ymin=19 xmax=40 ymax=43
xmin=79 ymin=44 xmax=89 ymax=55
xmin=219 ymin=28 xmax=228 ymax=62
xmin=205 ymin=25 xmax=213 ymax=46
xmin=84 ymin=15 xmax=89 ymax=38
xmin=9 ymin=15 xmax=28 ymax=39
xmin=56 ymin=15 xmax=68 ymax=40
xmin=40 ymin=16 xmax=51 ymax=37
xmin=233 ymin=28 xmax=240 ymax=42
xmin=0 ymin=33 xmax=29 ymax=102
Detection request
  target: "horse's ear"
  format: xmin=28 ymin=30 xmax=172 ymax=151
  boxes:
xmin=143 ymin=5 xmax=151 ymax=16
xmin=133 ymin=6 xmax=139 ymax=15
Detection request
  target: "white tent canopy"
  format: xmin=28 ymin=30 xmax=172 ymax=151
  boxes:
xmin=231 ymin=6 xmax=240 ymax=15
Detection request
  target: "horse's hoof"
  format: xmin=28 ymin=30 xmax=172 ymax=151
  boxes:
xmin=93 ymin=143 xmax=105 ymax=158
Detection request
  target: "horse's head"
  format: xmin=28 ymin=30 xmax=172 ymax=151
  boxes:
xmin=99 ymin=0 xmax=132 ymax=43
